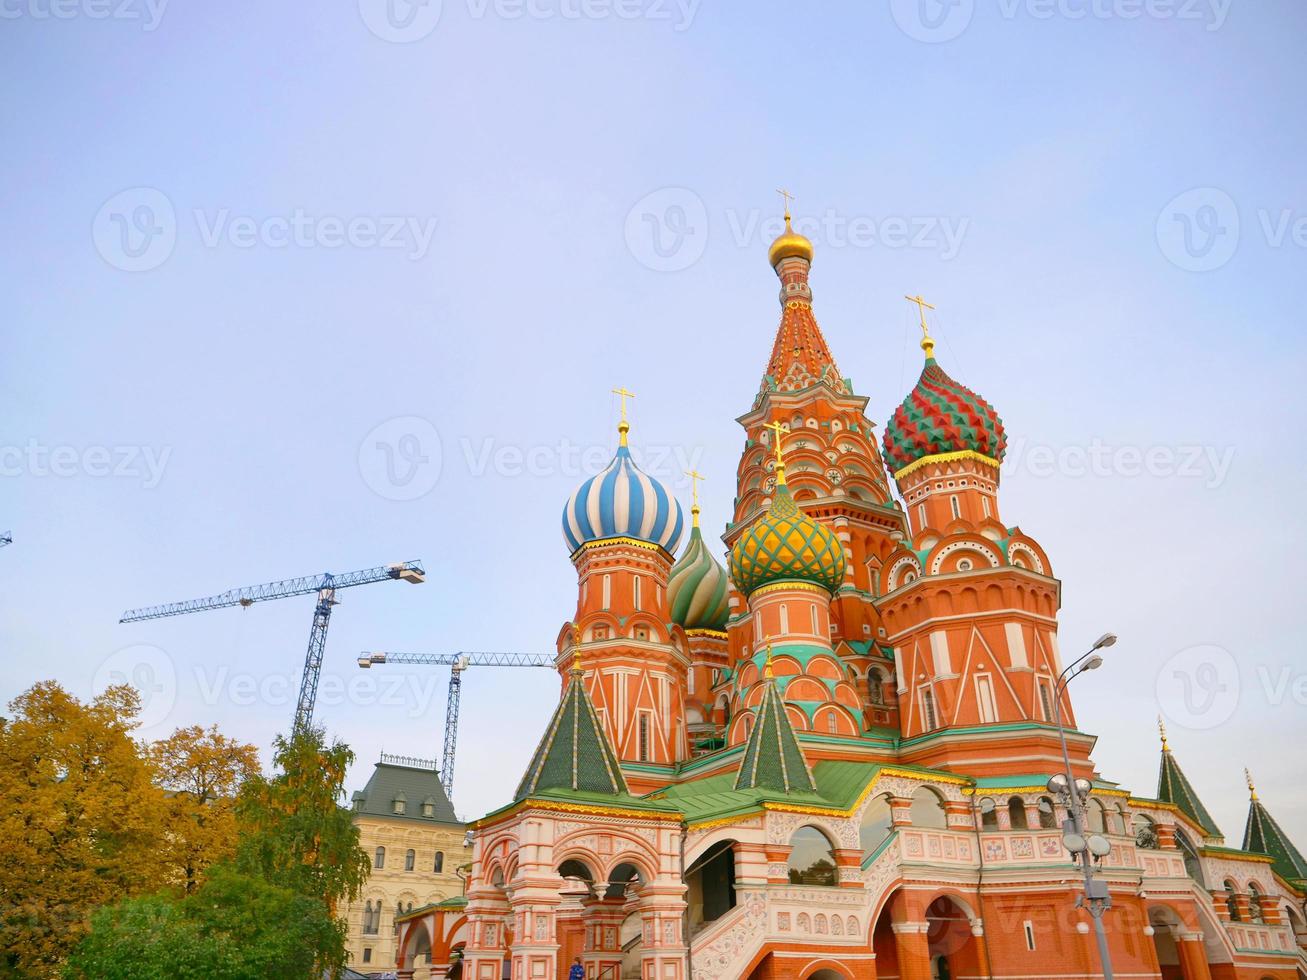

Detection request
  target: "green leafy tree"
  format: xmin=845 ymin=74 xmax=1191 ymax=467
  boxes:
xmin=0 ymin=682 xmax=168 ymax=977
xmin=232 ymin=726 xmax=370 ymax=974
xmin=63 ymin=866 xmax=338 ymax=980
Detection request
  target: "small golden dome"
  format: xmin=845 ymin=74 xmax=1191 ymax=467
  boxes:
xmin=768 ymin=214 xmax=814 ymax=267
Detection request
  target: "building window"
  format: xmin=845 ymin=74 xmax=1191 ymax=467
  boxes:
xmin=363 ymin=901 xmax=379 ymax=935
xmin=392 ymin=793 xmax=406 ymax=815
xmin=422 ymin=798 xmax=435 ymax=818
xmin=434 ymin=851 xmax=444 ymax=873
xmin=1087 ymin=799 xmax=1107 ymax=834
xmin=1248 ymin=882 xmax=1265 ymax=923
xmin=786 ymin=826 xmax=837 ymax=886
xmin=921 ymin=689 xmax=939 ymax=731
xmin=374 ymin=847 xmax=385 ymax=870
xmin=1133 ymin=814 xmax=1159 ymax=849
xmin=1038 ymin=796 xmax=1058 ymax=829
xmin=638 ymin=713 xmax=650 ymax=762
xmin=1225 ymin=881 xmax=1241 ymax=922
xmin=826 ymin=711 xmax=838 ymax=734
xmin=633 ymin=575 xmax=642 ymax=610
xmin=910 ymin=787 xmax=948 ymax=829
xmin=867 ymin=668 xmax=884 ymax=706
xmin=779 ymin=603 xmax=789 ymax=633
xmin=1008 ymin=797 xmax=1029 ymax=830
xmin=405 ymin=848 xmax=415 ymax=872
xmin=975 ymin=674 xmax=997 ymax=724
xmin=634 ymin=626 xmax=649 ymax=642
xmin=918 ymin=503 xmax=927 ymax=528
xmin=979 ymin=797 xmax=998 ymax=829
xmin=981 ymin=496 xmax=992 ymax=518
xmin=602 ymin=573 xmax=611 ymax=608
xmin=1038 ymin=679 xmax=1055 ymax=721
xmin=810 ymin=603 xmax=819 ymax=635
xmin=950 ymin=495 xmax=961 ymax=519
xmin=362 ymin=948 xmax=372 ymax=964
xmin=1024 ymin=921 xmax=1036 ymax=951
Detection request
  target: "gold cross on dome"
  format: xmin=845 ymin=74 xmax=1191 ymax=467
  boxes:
xmin=611 ymin=386 xmax=635 ymax=446
xmin=763 ymin=420 xmax=786 ymax=464
xmin=685 ymin=469 xmax=704 ymax=510
xmin=776 ymin=187 xmax=795 ymax=221
xmin=904 ymin=294 xmax=937 ymax=357
xmin=611 ymin=386 xmax=635 ymax=421
xmin=1245 ymin=767 xmax=1258 ymax=801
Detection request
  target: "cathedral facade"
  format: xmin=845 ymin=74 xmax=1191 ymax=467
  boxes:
xmin=396 ymin=210 xmax=1307 ymax=980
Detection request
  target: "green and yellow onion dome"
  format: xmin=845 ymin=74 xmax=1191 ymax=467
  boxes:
xmin=729 ymin=477 xmax=846 ymax=597
xmin=668 ymin=509 xmax=730 ymax=631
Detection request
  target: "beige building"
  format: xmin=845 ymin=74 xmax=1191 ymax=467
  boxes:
xmin=345 ymin=753 xmax=471 ymax=975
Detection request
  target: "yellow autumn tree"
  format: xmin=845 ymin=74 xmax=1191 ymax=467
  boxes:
xmin=149 ymin=725 xmax=260 ymax=893
xmin=0 ymin=682 xmax=169 ymax=978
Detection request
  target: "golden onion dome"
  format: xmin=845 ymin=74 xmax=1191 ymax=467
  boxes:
xmin=729 ymin=478 xmax=846 ymax=597
xmin=768 ymin=213 xmax=814 ymax=267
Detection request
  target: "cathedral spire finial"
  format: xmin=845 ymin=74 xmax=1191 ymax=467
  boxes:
xmin=685 ymin=469 xmax=704 ymax=528
xmin=1245 ymin=767 xmax=1258 ymax=801
xmin=764 ymin=643 xmax=774 ymax=679
xmin=611 ymin=386 xmax=635 ymax=447
xmin=763 ymin=420 xmax=787 ymax=486
xmin=905 ymin=294 xmax=937 ymax=360
xmin=1158 ymin=715 xmax=1169 ymax=750
xmin=777 ymin=187 xmax=795 ymax=225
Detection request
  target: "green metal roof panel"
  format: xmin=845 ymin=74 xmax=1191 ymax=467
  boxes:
xmin=515 ymin=668 xmax=629 ymax=802
xmin=735 ymin=678 xmax=816 ymax=794
xmin=1157 ymin=747 xmax=1221 ymax=837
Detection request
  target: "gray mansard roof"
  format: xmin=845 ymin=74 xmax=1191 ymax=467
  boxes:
xmin=350 ymin=755 xmax=460 ymax=826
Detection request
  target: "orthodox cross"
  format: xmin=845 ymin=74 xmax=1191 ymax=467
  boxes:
xmin=905 ymin=294 xmax=937 ymax=357
xmin=763 ymin=420 xmax=787 ymax=465
xmin=776 ymin=187 xmax=795 ymax=221
xmin=685 ymin=469 xmax=704 ymax=510
xmin=1245 ymin=767 xmax=1258 ymax=800
xmin=612 ymin=386 xmax=635 ymax=445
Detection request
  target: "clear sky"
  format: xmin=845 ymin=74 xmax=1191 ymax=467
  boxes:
xmin=2 ymin=1 xmax=1304 ymax=846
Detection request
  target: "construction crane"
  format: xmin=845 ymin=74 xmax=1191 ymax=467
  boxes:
xmin=0 ymin=531 xmax=10 ymax=548
xmin=358 ymin=650 xmax=555 ymax=799
xmin=121 ymin=561 xmax=425 ymax=733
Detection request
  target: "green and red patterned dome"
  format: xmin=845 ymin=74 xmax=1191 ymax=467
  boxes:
xmin=883 ymin=351 xmax=1006 ymax=476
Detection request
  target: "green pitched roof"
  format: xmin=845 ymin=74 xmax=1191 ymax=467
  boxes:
xmin=351 ymin=757 xmax=459 ymax=825
xmin=1243 ymin=796 xmax=1307 ymax=885
xmin=734 ymin=676 xmax=815 ymax=794
xmin=514 ymin=666 xmax=628 ymax=801
xmin=1157 ymin=744 xmax=1221 ymax=838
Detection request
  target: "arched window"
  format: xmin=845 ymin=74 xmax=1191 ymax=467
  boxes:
xmin=363 ymin=900 xmax=379 ymax=935
xmin=859 ymin=795 xmax=894 ymax=858
xmin=867 ymin=668 xmax=885 ymax=706
xmin=1224 ymin=880 xmax=1241 ymax=922
xmin=1133 ymin=815 xmax=1159 ymax=850
xmin=1176 ymin=830 xmax=1204 ymax=883
xmin=910 ymin=787 xmax=948 ymax=829
xmin=1037 ymin=796 xmax=1057 ymax=829
xmin=787 ymin=826 xmax=837 ymax=887
xmin=1008 ymin=797 xmax=1029 ymax=830
xmin=1087 ymin=799 xmax=1107 ymax=834
xmin=921 ymin=689 xmax=939 ymax=731
xmin=404 ymin=848 xmax=415 ymax=872
xmin=979 ymin=797 xmax=998 ymax=829
xmin=1247 ymin=882 xmax=1265 ymax=924
xmin=434 ymin=851 xmax=445 ymax=873
xmin=374 ymin=846 xmax=386 ymax=870
xmin=1107 ymin=803 xmax=1125 ymax=835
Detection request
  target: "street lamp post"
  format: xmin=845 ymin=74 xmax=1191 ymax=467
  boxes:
xmin=1047 ymin=632 xmax=1118 ymax=980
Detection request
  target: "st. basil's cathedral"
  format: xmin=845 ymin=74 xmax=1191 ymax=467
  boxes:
xmin=394 ymin=208 xmax=1307 ymax=980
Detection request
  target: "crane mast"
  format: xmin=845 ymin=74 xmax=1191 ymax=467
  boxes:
xmin=358 ymin=650 xmax=556 ymax=799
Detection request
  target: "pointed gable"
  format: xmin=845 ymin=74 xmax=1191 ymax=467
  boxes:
xmin=515 ymin=663 xmax=628 ymax=802
xmin=1244 ymin=797 xmax=1307 ymax=885
xmin=735 ymin=674 xmax=816 ymax=794
xmin=1157 ymin=742 xmax=1221 ymax=838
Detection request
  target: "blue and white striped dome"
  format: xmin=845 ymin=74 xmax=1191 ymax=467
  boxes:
xmin=563 ymin=445 xmax=685 ymax=555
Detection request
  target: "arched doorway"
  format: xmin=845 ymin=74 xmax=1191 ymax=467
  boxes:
xmin=685 ymin=840 xmax=737 ymax=937
xmin=925 ymin=896 xmax=982 ymax=980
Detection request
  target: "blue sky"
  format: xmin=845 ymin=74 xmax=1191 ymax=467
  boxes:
xmin=2 ymin=1 xmax=1305 ymax=845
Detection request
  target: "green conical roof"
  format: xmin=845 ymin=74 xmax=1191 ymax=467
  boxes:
xmin=1243 ymin=794 xmax=1307 ymax=885
xmin=735 ymin=670 xmax=815 ymax=794
xmin=515 ymin=664 xmax=628 ymax=802
xmin=1157 ymin=740 xmax=1221 ymax=838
